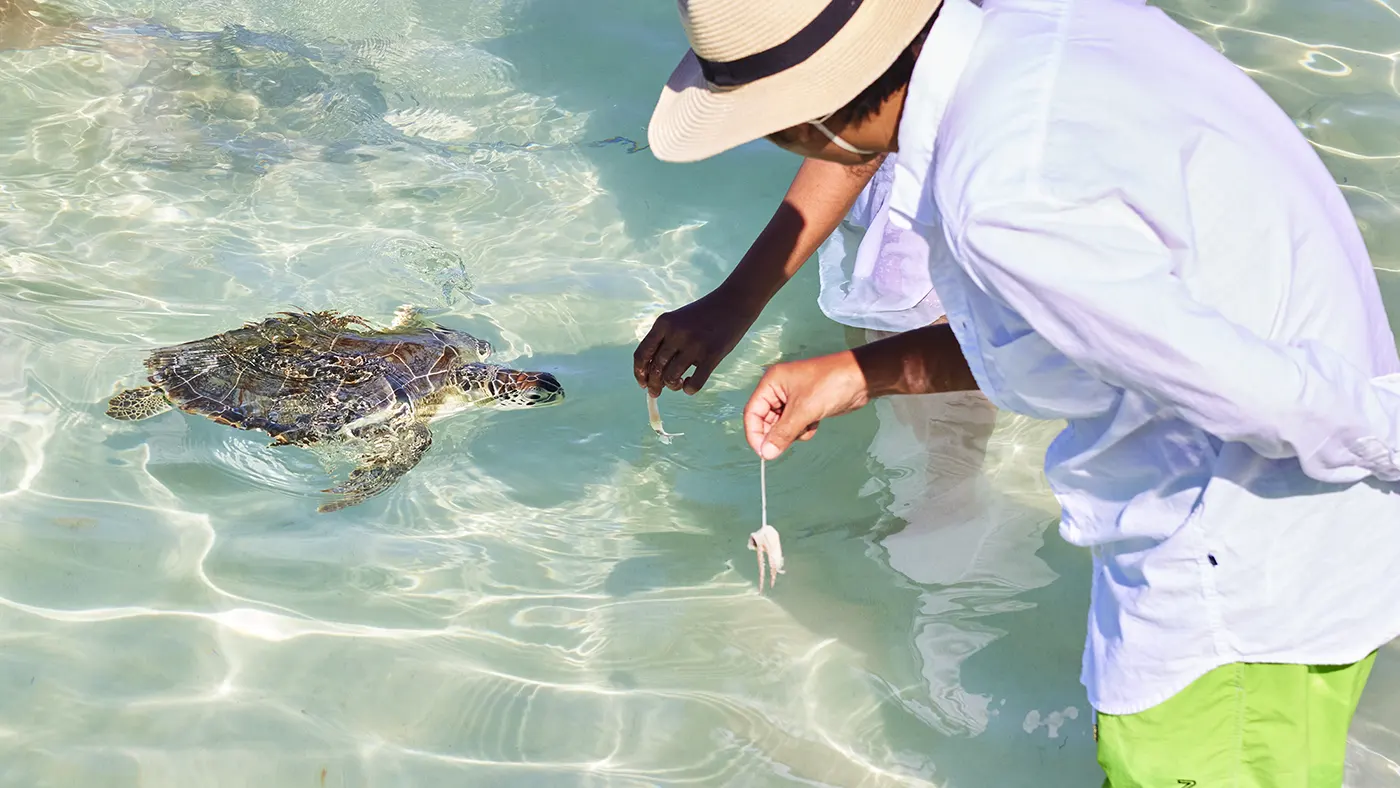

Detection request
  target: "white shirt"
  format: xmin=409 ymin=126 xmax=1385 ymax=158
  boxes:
xmin=892 ymin=0 xmax=1400 ymax=714
xmin=816 ymin=154 xmax=948 ymax=331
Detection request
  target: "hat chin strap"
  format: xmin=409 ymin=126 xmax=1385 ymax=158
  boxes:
xmin=809 ymin=118 xmax=876 ymax=155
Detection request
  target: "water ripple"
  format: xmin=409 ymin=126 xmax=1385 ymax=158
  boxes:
xmin=2 ymin=0 xmax=1399 ymax=783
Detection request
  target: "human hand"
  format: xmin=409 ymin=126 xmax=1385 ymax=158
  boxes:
xmin=743 ymin=351 xmax=871 ymax=460
xmin=633 ymin=289 xmax=761 ymax=397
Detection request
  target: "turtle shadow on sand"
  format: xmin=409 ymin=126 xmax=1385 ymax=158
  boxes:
xmin=105 ymin=306 xmax=565 ymax=513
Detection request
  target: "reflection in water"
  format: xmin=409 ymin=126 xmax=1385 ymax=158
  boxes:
xmin=840 ymin=327 xmax=1101 ymax=784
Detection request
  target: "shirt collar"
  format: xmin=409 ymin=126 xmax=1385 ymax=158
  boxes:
xmin=889 ymin=0 xmax=985 ymax=229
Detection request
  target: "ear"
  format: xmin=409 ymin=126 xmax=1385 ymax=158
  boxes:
xmin=799 ymin=123 xmax=836 ymax=148
xmin=766 ymin=122 xmax=825 ymax=150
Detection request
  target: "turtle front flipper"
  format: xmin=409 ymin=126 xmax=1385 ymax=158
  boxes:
xmin=318 ymin=419 xmax=432 ymax=513
xmin=389 ymin=304 xmax=430 ymax=329
xmin=106 ymin=386 xmax=173 ymax=421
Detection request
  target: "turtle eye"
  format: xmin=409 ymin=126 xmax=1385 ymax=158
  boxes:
xmin=534 ymin=373 xmax=562 ymax=398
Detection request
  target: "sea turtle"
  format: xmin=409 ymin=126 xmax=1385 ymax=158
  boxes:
xmin=105 ymin=305 xmax=564 ymax=512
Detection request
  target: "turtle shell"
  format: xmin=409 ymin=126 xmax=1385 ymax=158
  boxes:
xmin=144 ymin=311 xmax=478 ymax=445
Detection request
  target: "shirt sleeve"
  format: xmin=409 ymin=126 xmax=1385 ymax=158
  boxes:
xmin=957 ymin=195 xmax=1400 ymax=484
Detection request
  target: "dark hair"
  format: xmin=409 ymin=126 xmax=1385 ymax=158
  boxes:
xmin=840 ymin=10 xmax=939 ymax=126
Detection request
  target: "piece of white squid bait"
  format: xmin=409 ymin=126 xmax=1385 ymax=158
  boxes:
xmin=748 ymin=457 xmax=784 ymax=591
xmin=646 ymin=391 xmax=684 ymax=444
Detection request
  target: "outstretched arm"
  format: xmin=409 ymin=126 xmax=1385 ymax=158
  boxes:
xmin=634 ymin=155 xmax=885 ymax=396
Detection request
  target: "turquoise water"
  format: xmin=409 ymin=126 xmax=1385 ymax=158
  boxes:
xmin=1 ymin=0 xmax=1399 ymax=785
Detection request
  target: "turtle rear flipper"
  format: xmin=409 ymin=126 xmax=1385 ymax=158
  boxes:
xmin=318 ymin=419 xmax=432 ymax=513
xmin=106 ymin=386 xmax=173 ymax=421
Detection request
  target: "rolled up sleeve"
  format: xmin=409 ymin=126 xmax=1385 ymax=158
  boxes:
xmin=957 ymin=196 xmax=1400 ymax=484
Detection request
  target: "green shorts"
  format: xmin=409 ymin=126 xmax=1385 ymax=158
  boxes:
xmin=1095 ymin=652 xmax=1376 ymax=788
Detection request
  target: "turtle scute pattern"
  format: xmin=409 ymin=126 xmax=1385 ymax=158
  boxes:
xmin=106 ymin=309 xmax=563 ymax=511
xmin=105 ymin=385 xmax=172 ymax=420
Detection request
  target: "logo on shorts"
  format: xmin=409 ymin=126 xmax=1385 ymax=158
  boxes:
xmin=1177 ymin=781 xmax=1197 ymax=787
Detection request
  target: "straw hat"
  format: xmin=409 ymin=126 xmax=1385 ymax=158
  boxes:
xmin=648 ymin=0 xmax=943 ymax=163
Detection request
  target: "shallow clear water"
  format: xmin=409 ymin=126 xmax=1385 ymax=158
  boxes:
xmin=2 ymin=0 xmax=1400 ymax=785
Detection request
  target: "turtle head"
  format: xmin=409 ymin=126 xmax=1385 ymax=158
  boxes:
xmin=460 ymin=365 xmax=565 ymax=409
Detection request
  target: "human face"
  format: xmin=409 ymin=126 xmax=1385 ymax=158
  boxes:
xmin=764 ymin=109 xmax=884 ymax=165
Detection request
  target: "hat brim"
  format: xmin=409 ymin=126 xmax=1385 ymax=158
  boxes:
xmin=648 ymin=0 xmax=943 ymax=163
